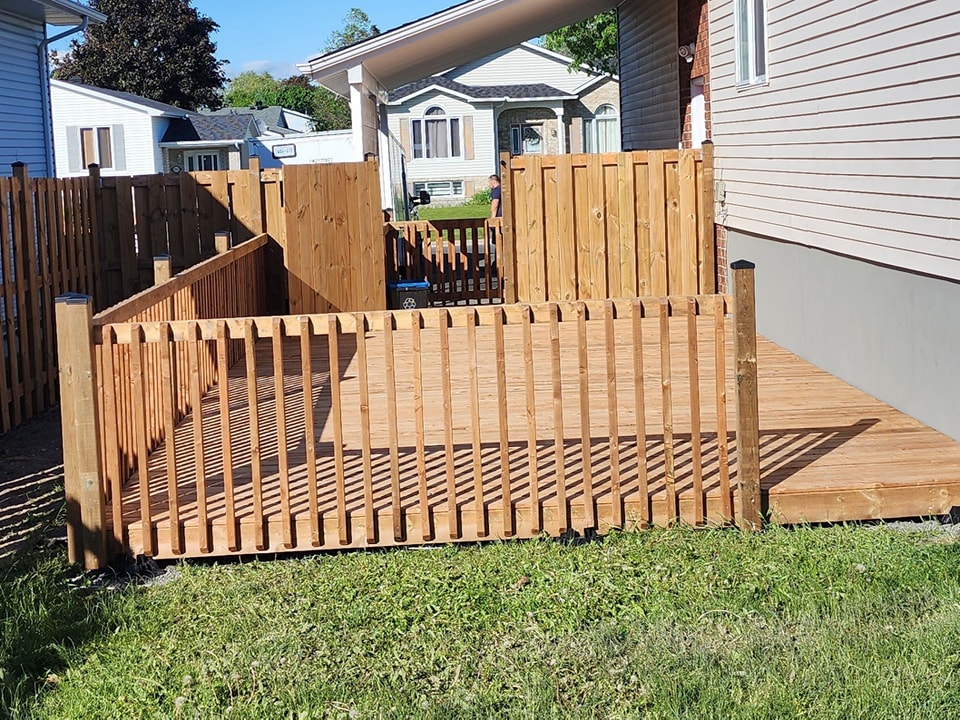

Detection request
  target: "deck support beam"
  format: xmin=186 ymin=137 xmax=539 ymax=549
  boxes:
xmin=56 ymin=293 xmax=108 ymax=568
xmin=732 ymin=260 xmax=762 ymax=530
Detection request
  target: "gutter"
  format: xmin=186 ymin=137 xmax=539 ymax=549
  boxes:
xmin=39 ymin=15 xmax=90 ymax=175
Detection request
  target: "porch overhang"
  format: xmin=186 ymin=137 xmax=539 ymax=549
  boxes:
xmin=298 ymin=0 xmax=621 ymax=96
xmin=0 ymin=0 xmax=107 ymax=25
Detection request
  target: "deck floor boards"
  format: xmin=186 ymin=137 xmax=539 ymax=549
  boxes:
xmin=116 ymin=317 xmax=960 ymax=558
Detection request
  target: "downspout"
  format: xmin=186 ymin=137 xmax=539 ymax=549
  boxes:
xmin=39 ymin=16 xmax=90 ymax=175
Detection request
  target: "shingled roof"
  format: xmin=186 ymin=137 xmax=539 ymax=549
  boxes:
xmin=160 ymin=113 xmax=255 ymax=143
xmin=388 ymin=76 xmax=572 ymax=103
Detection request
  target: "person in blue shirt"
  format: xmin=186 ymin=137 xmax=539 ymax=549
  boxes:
xmin=488 ymin=174 xmax=502 ymax=218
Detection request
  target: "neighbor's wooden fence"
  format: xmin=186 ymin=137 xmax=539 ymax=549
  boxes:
xmin=96 ymin=160 xmax=284 ymax=306
xmin=282 ymin=161 xmax=385 ymax=314
xmin=56 ymin=234 xmax=273 ymax=567
xmin=385 ymin=218 xmax=503 ymax=305
xmin=0 ymin=164 xmax=100 ymax=434
xmin=500 ymin=147 xmax=716 ymax=303
xmin=58 ymin=262 xmax=761 ymax=568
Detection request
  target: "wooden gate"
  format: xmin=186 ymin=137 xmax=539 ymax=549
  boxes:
xmin=282 ymin=161 xmax=386 ymax=314
xmin=500 ymin=148 xmax=716 ymax=303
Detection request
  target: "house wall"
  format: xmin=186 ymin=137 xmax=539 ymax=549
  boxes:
xmin=444 ymin=44 xmax=598 ymax=93
xmin=0 ymin=10 xmax=50 ymax=176
xmin=566 ymin=78 xmax=621 ymax=153
xmin=387 ymin=92 xmax=495 ymax=198
xmin=727 ymin=229 xmax=960 ymax=443
xmin=51 ymin=82 xmax=159 ymax=176
xmin=678 ymin=0 xmax=711 ymax=148
xmin=497 ymin=107 xmax=560 ymax=156
xmin=710 ymin=0 xmax=960 ymax=283
xmin=618 ymin=0 xmax=680 ymax=150
xmin=162 ymin=147 xmax=233 ymax=173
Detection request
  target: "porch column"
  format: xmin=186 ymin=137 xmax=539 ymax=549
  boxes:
xmin=553 ymin=107 xmax=567 ymax=154
xmin=348 ymin=63 xmax=385 ymax=161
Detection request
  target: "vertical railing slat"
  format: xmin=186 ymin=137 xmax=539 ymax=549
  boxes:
xmin=549 ymin=303 xmax=568 ymax=535
xmin=383 ymin=313 xmax=403 ymax=542
xmin=328 ymin=315 xmax=349 ymax=545
xmin=687 ymin=299 xmax=704 ymax=525
xmin=160 ymin=322 xmax=182 ymax=555
xmin=577 ymin=302 xmax=594 ymax=529
xmin=631 ymin=299 xmax=650 ymax=528
xmin=216 ymin=320 xmax=236 ymax=552
xmin=494 ymin=307 xmax=512 ymax=537
xmin=272 ymin=318 xmax=293 ymax=549
xmin=300 ymin=318 xmax=321 ymax=547
xmin=356 ymin=314 xmax=377 ymax=544
xmin=715 ymin=298 xmax=732 ymax=521
xmin=466 ymin=309 xmax=486 ymax=537
xmin=659 ymin=298 xmax=677 ymax=523
xmin=522 ymin=305 xmax=540 ymax=534
xmin=604 ymin=301 xmax=623 ymax=528
xmin=411 ymin=311 xmax=432 ymax=541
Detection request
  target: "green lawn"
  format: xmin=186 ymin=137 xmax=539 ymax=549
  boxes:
xmin=417 ymin=204 xmax=490 ymax=221
xmin=3 ymin=525 xmax=960 ymax=719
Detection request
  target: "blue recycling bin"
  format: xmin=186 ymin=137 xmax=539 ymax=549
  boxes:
xmin=388 ymin=280 xmax=430 ymax=310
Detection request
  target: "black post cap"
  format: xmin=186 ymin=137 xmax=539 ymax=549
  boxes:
xmin=730 ymin=260 xmax=756 ymax=270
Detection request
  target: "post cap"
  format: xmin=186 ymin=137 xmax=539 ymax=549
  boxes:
xmin=153 ymin=254 xmax=172 ymax=260
xmin=55 ymin=292 xmax=92 ymax=305
xmin=730 ymin=260 xmax=756 ymax=271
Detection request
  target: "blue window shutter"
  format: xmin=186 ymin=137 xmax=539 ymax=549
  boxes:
xmin=112 ymin=125 xmax=126 ymax=172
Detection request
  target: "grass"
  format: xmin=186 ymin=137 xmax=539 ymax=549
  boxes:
xmin=417 ymin=204 xmax=490 ymax=221
xmin=3 ymin=525 xmax=960 ymax=719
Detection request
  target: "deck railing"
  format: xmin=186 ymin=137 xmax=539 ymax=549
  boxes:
xmin=55 ymin=234 xmax=272 ymax=566
xmin=55 ymin=261 xmax=761 ymax=568
xmin=385 ymin=219 xmax=503 ymax=305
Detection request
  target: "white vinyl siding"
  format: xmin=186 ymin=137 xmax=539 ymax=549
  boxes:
xmin=0 ymin=10 xmax=50 ymax=175
xmin=51 ymin=80 xmax=165 ymax=177
xmin=617 ymin=0 xmax=680 ymax=150
xmin=387 ymin=92 xmax=495 ymax=184
xmin=711 ymin=0 xmax=960 ymax=282
xmin=444 ymin=45 xmax=598 ymax=94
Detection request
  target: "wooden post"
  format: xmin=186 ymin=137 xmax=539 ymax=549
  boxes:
xmin=87 ymin=163 xmax=106 ymax=307
xmin=215 ymin=230 xmax=231 ymax=254
xmin=248 ymin=155 xmax=264 ymax=235
xmin=153 ymin=254 xmax=173 ymax=284
xmin=731 ymin=260 xmax=761 ymax=531
xmin=499 ymin=152 xmax=517 ymax=304
xmin=699 ymin=142 xmax=717 ymax=294
xmin=55 ymin=293 xmax=107 ymax=568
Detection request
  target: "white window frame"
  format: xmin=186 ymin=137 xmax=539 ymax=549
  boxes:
xmin=185 ymin=151 xmax=220 ymax=172
xmin=734 ymin=0 xmax=768 ymax=86
xmin=411 ymin=107 xmax=463 ymax=161
xmin=509 ymin=123 xmax=544 ymax=156
xmin=412 ymin=180 xmax=465 ymax=199
xmin=583 ymin=104 xmax=621 ymax=154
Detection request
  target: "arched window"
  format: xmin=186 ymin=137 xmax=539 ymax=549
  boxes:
xmin=584 ymin=104 xmax=621 ymax=153
xmin=412 ymin=106 xmax=462 ymax=159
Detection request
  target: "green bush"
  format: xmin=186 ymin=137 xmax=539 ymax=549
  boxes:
xmin=466 ymin=188 xmax=492 ymax=206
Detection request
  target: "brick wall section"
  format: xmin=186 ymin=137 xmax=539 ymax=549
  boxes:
xmin=678 ymin=0 xmax=711 ymax=149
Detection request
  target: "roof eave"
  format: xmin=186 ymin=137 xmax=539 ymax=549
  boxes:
xmin=38 ymin=0 xmax=107 ymax=25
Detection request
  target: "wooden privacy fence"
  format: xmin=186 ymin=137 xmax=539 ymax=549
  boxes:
xmin=56 ymin=234 xmax=273 ymax=568
xmin=282 ymin=161 xmax=385 ymax=315
xmin=58 ymin=262 xmax=761 ymax=568
xmin=95 ymin=161 xmax=284 ymax=307
xmin=500 ymin=147 xmax=716 ymax=303
xmin=385 ymin=218 xmax=503 ymax=305
xmin=0 ymin=164 xmax=99 ymax=433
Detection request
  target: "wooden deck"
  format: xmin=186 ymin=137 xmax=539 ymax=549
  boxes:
xmin=116 ymin=318 xmax=960 ymax=559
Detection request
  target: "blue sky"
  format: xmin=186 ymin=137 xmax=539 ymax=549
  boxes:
xmin=192 ymin=1 xmax=456 ymax=78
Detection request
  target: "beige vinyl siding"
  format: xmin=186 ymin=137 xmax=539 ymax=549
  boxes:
xmin=386 ymin=92 xmax=496 ymax=183
xmin=0 ymin=10 xmax=49 ymax=175
xmin=711 ymin=0 xmax=960 ymax=281
xmin=618 ymin=0 xmax=680 ymax=150
xmin=444 ymin=45 xmax=598 ymax=93
xmin=51 ymin=81 xmax=163 ymax=177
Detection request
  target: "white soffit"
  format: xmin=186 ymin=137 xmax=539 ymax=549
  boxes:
xmin=299 ymin=0 xmax=620 ymax=95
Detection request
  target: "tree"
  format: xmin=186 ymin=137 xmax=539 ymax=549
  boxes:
xmin=542 ymin=10 xmax=619 ymax=76
xmin=51 ymin=0 xmax=226 ymax=110
xmin=325 ymin=8 xmax=380 ymax=52
xmin=223 ymin=72 xmax=351 ymax=132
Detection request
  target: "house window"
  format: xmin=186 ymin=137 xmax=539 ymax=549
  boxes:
xmin=412 ymin=107 xmax=462 ymax=159
xmin=584 ymin=105 xmax=621 ymax=153
xmin=80 ymin=127 xmax=113 ymax=169
xmin=413 ymin=180 xmax=464 ymax=198
xmin=510 ymin=124 xmax=543 ymax=156
xmin=735 ymin=0 xmax=767 ymax=85
xmin=185 ymin=151 xmax=220 ymax=172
